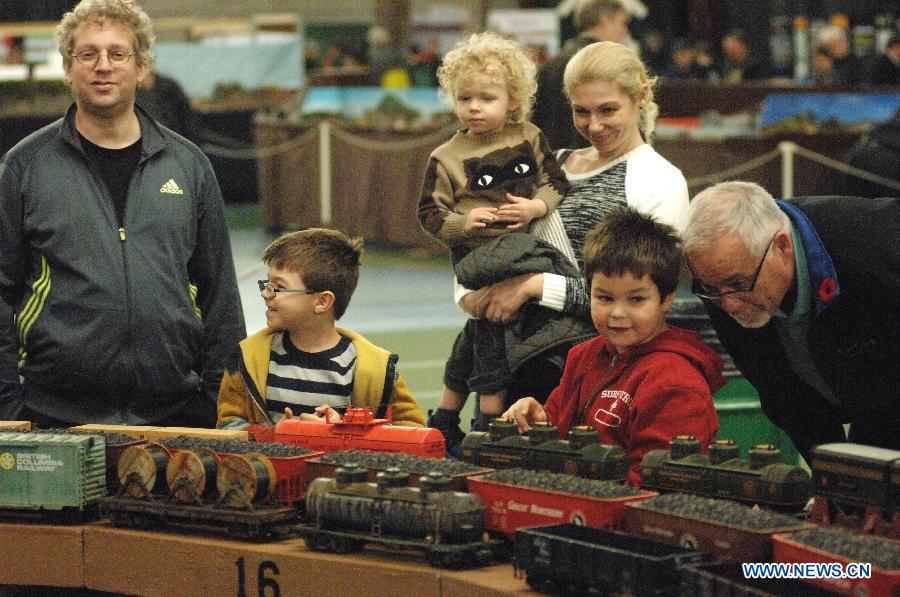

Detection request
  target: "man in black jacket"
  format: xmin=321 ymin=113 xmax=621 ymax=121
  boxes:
xmin=532 ymin=0 xmax=631 ymax=151
xmin=682 ymin=181 xmax=898 ymax=463
xmin=0 ymin=0 xmax=244 ymax=427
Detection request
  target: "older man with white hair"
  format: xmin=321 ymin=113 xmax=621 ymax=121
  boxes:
xmin=682 ymin=181 xmax=898 ymax=462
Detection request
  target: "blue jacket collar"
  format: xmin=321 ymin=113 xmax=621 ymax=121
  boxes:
xmin=777 ymin=199 xmax=840 ymax=318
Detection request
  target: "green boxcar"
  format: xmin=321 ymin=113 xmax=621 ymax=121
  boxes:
xmin=0 ymin=432 xmax=106 ymax=510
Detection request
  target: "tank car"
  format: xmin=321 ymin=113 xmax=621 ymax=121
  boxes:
xmin=808 ymin=442 xmax=900 ymax=537
xmin=271 ymin=406 xmax=445 ymax=458
xmin=639 ymin=436 xmax=811 ymax=511
xmin=0 ymin=431 xmax=106 ymax=518
xmin=459 ymin=419 xmax=628 ymax=481
xmin=299 ymin=465 xmax=501 ymax=567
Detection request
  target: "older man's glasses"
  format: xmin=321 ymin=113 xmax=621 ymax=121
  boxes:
xmin=691 ymin=236 xmax=775 ymax=301
xmin=258 ymin=280 xmax=317 ymax=298
xmin=70 ymin=49 xmax=135 ymax=66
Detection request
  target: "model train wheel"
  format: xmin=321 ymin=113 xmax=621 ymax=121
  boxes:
xmin=305 ymin=533 xmax=330 ymax=552
xmin=330 ymin=535 xmax=363 ymax=554
xmin=525 ymin=572 xmax=547 ymax=590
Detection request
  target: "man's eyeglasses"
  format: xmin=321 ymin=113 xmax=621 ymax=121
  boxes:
xmin=258 ymin=280 xmax=317 ymax=297
xmin=70 ymin=49 xmax=135 ymax=66
xmin=691 ymin=235 xmax=775 ymax=301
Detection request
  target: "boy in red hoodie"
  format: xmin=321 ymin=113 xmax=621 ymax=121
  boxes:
xmin=503 ymin=207 xmax=725 ymax=485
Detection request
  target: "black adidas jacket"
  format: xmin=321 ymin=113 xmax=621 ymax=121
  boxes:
xmin=0 ymin=104 xmax=245 ymax=424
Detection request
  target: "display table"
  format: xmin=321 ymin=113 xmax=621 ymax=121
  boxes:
xmin=0 ymin=521 xmax=537 ymax=596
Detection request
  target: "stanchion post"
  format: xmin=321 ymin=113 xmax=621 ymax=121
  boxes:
xmin=778 ymin=141 xmax=797 ymax=198
xmin=319 ymin=120 xmax=332 ymax=225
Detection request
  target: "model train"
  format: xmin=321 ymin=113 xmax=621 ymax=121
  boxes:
xmin=0 ymin=431 xmax=106 ymax=519
xmin=515 ymin=523 xmax=707 ymax=595
xmin=298 ymin=465 xmax=502 ymax=568
xmin=260 ymin=406 xmax=446 ymax=458
xmin=104 ymin=443 xmax=300 ymax=539
xmin=808 ymin=442 xmax=900 ymax=537
xmin=639 ymin=436 xmax=811 ymax=511
xmin=459 ymin=419 xmax=628 ymax=481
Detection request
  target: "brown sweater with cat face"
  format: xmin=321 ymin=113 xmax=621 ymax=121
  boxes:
xmin=417 ymin=121 xmax=568 ymax=250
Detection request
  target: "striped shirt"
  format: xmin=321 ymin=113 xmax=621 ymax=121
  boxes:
xmin=554 ymin=149 xmax=629 ymax=313
xmin=265 ymin=332 xmax=356 ymax=421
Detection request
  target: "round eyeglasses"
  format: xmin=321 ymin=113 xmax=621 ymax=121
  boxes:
xmin=70 ymin=49 xmax=135 ymax=66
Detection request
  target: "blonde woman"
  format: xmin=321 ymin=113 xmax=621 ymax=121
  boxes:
xmin=458 ymin=42 xmax=690 ymax=412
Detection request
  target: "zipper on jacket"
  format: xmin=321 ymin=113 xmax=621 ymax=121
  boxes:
xmin=119 ymin=227 xmax=126 ymax=241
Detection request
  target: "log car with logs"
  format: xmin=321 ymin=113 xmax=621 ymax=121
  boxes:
xmin=102 ymin=443 xmax=299 ymax=540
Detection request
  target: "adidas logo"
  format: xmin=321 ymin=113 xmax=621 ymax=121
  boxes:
xmin=160 ymin=179 xmax=184 ymax=195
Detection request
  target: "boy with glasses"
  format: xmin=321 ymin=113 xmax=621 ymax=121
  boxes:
xmin=0 ymin=0 xmax=243 ymax=427
xmin=683 ymin=181 xmax=899 ymax=462
xmin=216 ymin=228 xmax=425 ymax=429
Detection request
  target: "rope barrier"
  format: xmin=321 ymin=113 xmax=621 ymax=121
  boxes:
xmin=198 ymin=121 xmax=456 ymax=160
xmin=685 ymin=148 xmax=782 ymax=189
xmin=200 ymin=126 xmax=319 ymax=160
xmin=329 ymin=123 xmax=457 ymax=152
xmin=199 ymin=121 xmax=900 ymax=195
xmin=792 ymin=143 xmax=900 ymax=192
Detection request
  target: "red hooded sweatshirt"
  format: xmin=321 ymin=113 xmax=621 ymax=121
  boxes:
xmin=543 ymin=326 xmax=726 ymax=486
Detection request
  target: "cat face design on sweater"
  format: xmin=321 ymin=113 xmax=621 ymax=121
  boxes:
xmin=463 ymin=141 xmax=538 ymax=201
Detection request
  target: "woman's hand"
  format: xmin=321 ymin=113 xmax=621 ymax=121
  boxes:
xmin=481 ymin=273 xmax=544 ymax=324
xmin=501 ymin=397 xmax=547 ymax=433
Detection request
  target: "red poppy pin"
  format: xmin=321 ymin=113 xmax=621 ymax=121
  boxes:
xmin=818 ymin=278 xmax=836 ymax=303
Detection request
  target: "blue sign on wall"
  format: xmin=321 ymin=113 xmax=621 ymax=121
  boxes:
xmin=757 ymin=93 xmax=900 ymax=129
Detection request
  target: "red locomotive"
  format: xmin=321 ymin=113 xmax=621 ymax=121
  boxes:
xmin=263 ymin=407 xmax=445 ymax=458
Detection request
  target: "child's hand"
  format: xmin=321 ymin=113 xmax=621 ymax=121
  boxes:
xmin=501 ymin=397 xmax=547 ymax=434
xmin=298 ymin=405 xmax=342 ymax=423
xmin=464 ymin=206 xmax=499 ymax=235
xmin=495 ymin=193 xmax=548 ymax=230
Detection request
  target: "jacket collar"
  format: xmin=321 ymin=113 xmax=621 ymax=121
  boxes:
xmin=59 ymin=102 xmax=169 ymax=158
xmin=777 ymin=199 xmax=840 ymax=318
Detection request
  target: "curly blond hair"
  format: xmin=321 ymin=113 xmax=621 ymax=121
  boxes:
xmin=57 ymin=0 xmax=155 ymax=69
xmin=437 ymin=31 xmax=537 ymax=124
xmin=563 ymin=41 xmax=659 ymax=141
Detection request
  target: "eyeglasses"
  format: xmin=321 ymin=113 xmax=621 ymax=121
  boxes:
xmin=258 ymin=280 xmax=317 ymax=297
xmin=690 ymin=235 xmax=775 ymax=301
xmin=70 ymin=49 xmax=135 ymax=66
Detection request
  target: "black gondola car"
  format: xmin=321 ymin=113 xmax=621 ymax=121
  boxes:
xmin=640 ymin=436 xmax=811 ymax=511
xmin=514 ymin=523 xmax=707 ymax=596
xmin=459 ymin=419 xmax=628 ymax=481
